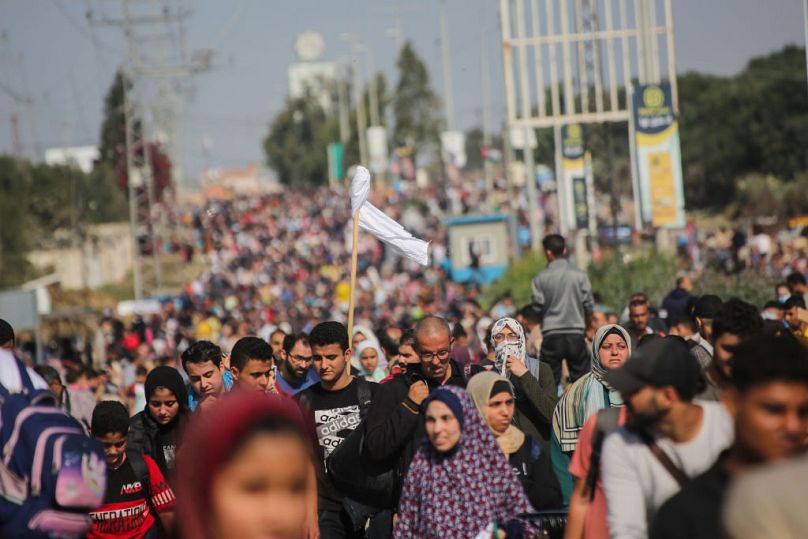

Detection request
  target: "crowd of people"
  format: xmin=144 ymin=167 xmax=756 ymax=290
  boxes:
xmin=2 ymin=218 xmax=808 ymax=539
xmin=678 ymin=219 xmax=808 ymax=277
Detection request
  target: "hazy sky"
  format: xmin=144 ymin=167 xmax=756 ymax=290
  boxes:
xmin=0 ymin=0 xmax=805 ymax=180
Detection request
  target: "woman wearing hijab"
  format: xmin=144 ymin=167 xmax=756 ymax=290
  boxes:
xmin=352 ymin=340 xmax=388 ymax=382
xmin=487 ymin=317 xmax=558 ymax=448
xmin=128 ymin=366 xmax=190 ymax=482
xmin=468 ymin=371 xmax=562 ymax=511
xmin=175 ymin=392 xmax=316 ymax=539
xmin=395 ymin=386 xmax=540 ymax=539
xmin=550 ymin=324 xmax=631 ymax=503
xmin=352 ymin=325 xmax=379 ymax=347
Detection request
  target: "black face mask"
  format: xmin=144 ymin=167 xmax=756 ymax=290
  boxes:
xmin=403 ymin=361 xmax=426 ymax=384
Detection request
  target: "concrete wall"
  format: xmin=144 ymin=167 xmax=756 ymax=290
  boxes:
xmin=28 ymin=223 xmax=133 ymax=290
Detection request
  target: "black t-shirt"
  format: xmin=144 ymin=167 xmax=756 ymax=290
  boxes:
xmin=154 ymin=428 xmax=177 ymax=479
xmin=299 ymin=378 xmax=378 ymax=511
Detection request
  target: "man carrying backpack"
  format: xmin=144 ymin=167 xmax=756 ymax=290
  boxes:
xmin=600 ymin=337 xmax=733 ymax=538
xmin=0 ymin=347 xmax=107 ymax=538
xmin=89 ymin=401 xmax=175 ymax=539
xmin=298 ymin=321 xmax=382 ymax=539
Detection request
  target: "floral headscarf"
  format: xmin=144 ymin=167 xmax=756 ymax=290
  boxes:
xmin=395 ymin=386 xmax=540 ymax=538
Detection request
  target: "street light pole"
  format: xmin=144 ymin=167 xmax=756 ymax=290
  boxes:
xmin=439 ymin=0 xmax=456 ymax=131
xmin=340 ymin=34 xmax=369 ymax=166
xmin=803 ymin=0 xmax=808 ymax=96
xmin=480 ymin=0 xmax=494 ymax=211
xmin=351 ymin=60 xmax=369 ymax=166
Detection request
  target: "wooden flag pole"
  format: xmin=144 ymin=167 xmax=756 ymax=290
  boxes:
xmin=346 ymin=208 xmax=361 ymax=375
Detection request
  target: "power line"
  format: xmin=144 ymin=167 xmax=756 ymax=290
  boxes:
xmin=51 ymin=0 xmax=124 ymax=54
xmin=88 ymin=0 xmax=216 ymax=299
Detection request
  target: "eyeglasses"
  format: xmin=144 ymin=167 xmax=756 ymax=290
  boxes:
xmin=493 ymin=332 xmax=519 ymax=343
xmin=290 ymin=354 xmax=313 ymax=362
xmin=419 ymin=349 xmax=451 ymax=362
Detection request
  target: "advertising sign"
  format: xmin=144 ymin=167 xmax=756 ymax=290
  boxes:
xmin=441 ymin=130 xmax=467 ymax=169
xmin=632 ymin=83 xmax=685 ymax=228
xmin=561 ymin=124 xmax=587 ymax=230
xmin=327 ymin=143 xmax=344 ymax=185
xmin=366 ymin=126 xmax=388 ymax=174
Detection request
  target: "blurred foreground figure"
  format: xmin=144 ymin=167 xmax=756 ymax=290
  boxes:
xmin=651 ymin=333 xmax=808 ymax=538
xmin=175 ymin=392 xmax=314 ymax=539
xmin=600 ymin=337 xmax=733 ymax=538
xmin=723 ymin=453 xmax=808 ymax=539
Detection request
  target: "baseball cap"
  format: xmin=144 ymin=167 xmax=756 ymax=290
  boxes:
xmin=692 ymin=295 xmax=723 ymax=320
xmin=605 ymin=336 xmax=704 ymax=399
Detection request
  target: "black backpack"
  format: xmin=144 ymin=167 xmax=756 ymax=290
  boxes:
xmin=324 ymin=378 xmax=396 ymax=509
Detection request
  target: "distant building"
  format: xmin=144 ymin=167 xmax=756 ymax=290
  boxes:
xmin=288 ymin=61 xmax=337 ymax=111
xmin=28 ymin=223 xmax=133 ymax=290
xmin=44 ymin=146 xmax=100 ymax=174
xmin=288 ymin=31 xmax=336 ymax=112
xmin=201 ymin=164 xmax=270 ymax=198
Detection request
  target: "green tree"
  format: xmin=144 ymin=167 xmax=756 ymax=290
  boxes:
xmin=678 ymin=45 xmax=808 ymax=209
xmin=98 ymin=69 xmax=172 ymax=200
xmin=0 ymin=157 xmax=34 ymax=288
xmin=263 ymin=90 xmax=339 ymax=186
xmin=392 ymin=42 xmax=442 ymax=159
xmin=99 ymin=69 xmax=133 ymax=168
xmin=84 ymin=163 xmax=130 ymax=224
xmin=464 ymin=127 xmax=503 ymax=171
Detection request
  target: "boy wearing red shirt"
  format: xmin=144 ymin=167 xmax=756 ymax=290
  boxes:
xmin=89 ymin=401 xmax=175 ymax=539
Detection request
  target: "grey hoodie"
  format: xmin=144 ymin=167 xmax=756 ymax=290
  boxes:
xmin=531 ymin=258 xmax=594 ymax=335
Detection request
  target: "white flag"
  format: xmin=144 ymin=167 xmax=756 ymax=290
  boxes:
xmin=350 ymin=166 xmax=430 ymax=266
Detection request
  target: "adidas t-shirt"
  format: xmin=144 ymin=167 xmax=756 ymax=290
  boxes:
xmin=88 ymin=453 xmax=175 ymax=539
xmin=299 ymin=379 xmax=378 ymax=511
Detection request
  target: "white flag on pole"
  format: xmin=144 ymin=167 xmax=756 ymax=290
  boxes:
xmin=350 ymin=166 xmax=430 ymax=266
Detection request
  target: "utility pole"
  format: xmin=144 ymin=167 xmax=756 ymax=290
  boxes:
xmin=337 ymin=59 xmax=351 ymax=145
xmin=352 ymin=61 xmax=369 ymax=166
xmin=122 ymin=76 xmax=144 ymax=300
xmin=480 ymin=0 xmax=494 ymax=211
xmin=340 ymin=35 xmax=369 ymax=166
xmin=365 ymin=48 xmax=381 ymax=128
xmin=10 ymin=115 xmax=22 ymax=158
xmin=803 ymin=0 xmax=808 ymax=96
xmin=439 ymin=0 xmax=456 ymax=131
xmin=90 ymin=0 xmax=212 ymax=298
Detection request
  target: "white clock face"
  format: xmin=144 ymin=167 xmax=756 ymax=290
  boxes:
xmin=295 ymin=31 xmax=325 ymax=62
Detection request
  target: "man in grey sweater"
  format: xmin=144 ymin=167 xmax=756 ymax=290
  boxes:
xmin=531 ymin=234 xmax=594 ymax=384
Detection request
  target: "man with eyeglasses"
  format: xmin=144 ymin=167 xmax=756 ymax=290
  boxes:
xmin=364 ymin=316 xmax=467 ymax=518
xmin=276 ymin=332 xmax=319 ymax=396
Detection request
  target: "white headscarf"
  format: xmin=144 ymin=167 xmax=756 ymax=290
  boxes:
xmin=352 ymin=325 xmax=379 ymax=347
xmin=489 ymin=317 xmax=527 ymax=376
xmin=352 ymin=339 xmax=387 ymax=380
